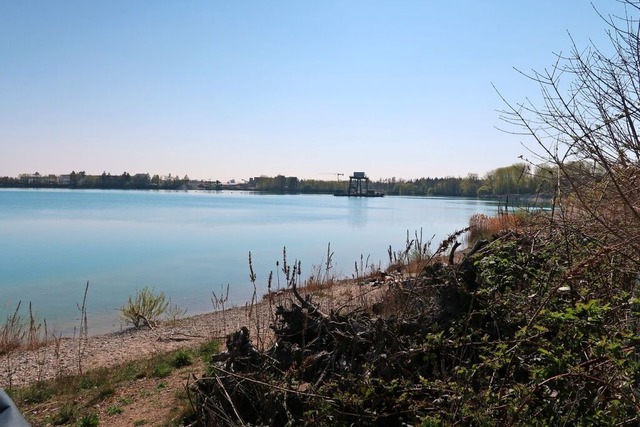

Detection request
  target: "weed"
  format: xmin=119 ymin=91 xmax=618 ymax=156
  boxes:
xmin=174 ymin=387 xmax=188 ymax=400
xmin=1 ymin=301 xmax=47 ymax=356
xmin=106 ymin=405 xmax=123 ymax=415
xmin=118 ymin=361 xmax=144 ymax=381
xmin=386 ymin=229 xmax=437 ymax=274
xmin=198 ymin=339 xmax=220 ymax=361
xmin=171 ymin=349 xmax=193 ymax=368
xmin=119 ymin=397 xmax=133 ymax=405
xmin=152 ymin=362 xmax=174 ymax=378
xmin=211 ymin=284 xmax=230 ymax=339
xmin=76 ymin=366 xmax=114 ymax=390
xmin=52 ymin=403 xmax=78 ymax=425
xmin=92 ymin=385 xmax=115 ymax=402
xmin=17 ymin=381 xmax=53 ymax=404
xmin=77 ymin=412 xmax=99 ymax=427
xmin=1 ymin=302 xmax=25 ymax=356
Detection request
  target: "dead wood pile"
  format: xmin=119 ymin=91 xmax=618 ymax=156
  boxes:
xmin=189 ymin=241 xmax=479 ymax=426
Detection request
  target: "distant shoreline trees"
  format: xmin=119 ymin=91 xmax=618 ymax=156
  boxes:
xmin=0 ymin=171 xmax=195 ymax=191
xmin=0 ymin=162 xmax=561 ymax=198
xmin=373 ymin=163 xmax=551 ymax=198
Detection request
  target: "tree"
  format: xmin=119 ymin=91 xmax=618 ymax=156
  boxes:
xmin=460 ymin=173 xmax=481 ymax=197
xmin=120 ymin=172 xmax=131 ymax=188
xmin=484 ymin=163 xmax=534 ymax=195
xmin=498 ymin=0 xmax=640 ymax=265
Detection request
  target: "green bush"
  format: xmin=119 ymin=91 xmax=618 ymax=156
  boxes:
xmin=171 ymin=349 xmax=194 ymax=368
xmin=120 ymin=286 xmax=169 ymax=328
xmin=198 ymin=339 xmax=220 ymax=359
xmin=152 ymin=362 xmax=173 ymax=378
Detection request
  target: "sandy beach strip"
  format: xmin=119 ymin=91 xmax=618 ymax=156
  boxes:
xmin=1 ymin=279 xmax=387 ymax=388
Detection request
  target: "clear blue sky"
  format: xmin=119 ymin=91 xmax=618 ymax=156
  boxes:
xmin=0 ymin=1 xmax=617 ymax=182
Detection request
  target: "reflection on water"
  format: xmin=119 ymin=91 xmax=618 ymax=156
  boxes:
xmin=0 ymin=190 xmax=499 ymax=334
xmin=347 ymin=198 xmax=369 ymax=228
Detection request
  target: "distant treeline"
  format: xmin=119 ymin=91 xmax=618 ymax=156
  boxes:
xmin=308 ymin=163 xmax=554 ymax=197
xmin=375 ymin=163 xmax=547 ymax=197
xmin=0 ymin=171 xmax=199 ymax=190
xmin=1 ymin=163 xmax=559 ymax=197
xmin=249 ymin=163 xmax=552 ymax=197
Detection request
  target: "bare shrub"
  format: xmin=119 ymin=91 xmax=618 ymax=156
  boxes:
xmin=498 ymin=0 xmax=640 ymax=270
xmin=119 ymin=286 xmax=169 ymax=328
xmin=165 ymin=299 xmax=188 ymax=327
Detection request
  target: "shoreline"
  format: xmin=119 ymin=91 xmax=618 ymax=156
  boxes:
xmin=1 ymin=300 xmax=269 ymax=389
xmin=1 ymin=278 xmax=387 ymax=389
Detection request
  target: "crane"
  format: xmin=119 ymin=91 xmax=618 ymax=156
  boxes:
xmin=320 ymin=173 xmax=345 ymax=181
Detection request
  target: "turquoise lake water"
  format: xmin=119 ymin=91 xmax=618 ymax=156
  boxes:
xmin=0 ymin=189 xmax=500 ymax=334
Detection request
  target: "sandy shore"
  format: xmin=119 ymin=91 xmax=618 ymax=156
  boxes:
xmin=1 ymin=279 xmax=387 ymax=388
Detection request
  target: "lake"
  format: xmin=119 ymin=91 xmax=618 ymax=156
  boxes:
xmin=0 ymin=189 xmax=500 ymax=335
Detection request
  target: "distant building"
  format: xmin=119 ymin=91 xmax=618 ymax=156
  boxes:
xmin=19 ymin=172 xmax=58 ymax=185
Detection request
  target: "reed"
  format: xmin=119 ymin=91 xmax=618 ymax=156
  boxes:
xmin=467 ymin=212 xmax=524 ymax=243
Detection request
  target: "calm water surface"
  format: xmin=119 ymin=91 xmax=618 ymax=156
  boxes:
xmin=0 ymin=189 xmax=499 ymax=334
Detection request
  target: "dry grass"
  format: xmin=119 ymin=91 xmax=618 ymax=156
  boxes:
xmin=467 ymin=212 xmax=526 ymax=243
xmin=1 ymin=302 xmax=47 ymax=356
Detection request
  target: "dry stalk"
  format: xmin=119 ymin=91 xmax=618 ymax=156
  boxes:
xmin=34 ymin=319 xmax=48 ymax=383
xmin=266 ymin=271 xmax=275 ymax=332
xmin=211 ymin=284 xmax=230 ymax=338
xmin=246 ymin=252 xmax=264 ymax=351
xmin=76 ymin=281 xmax=89 ymax=374
xmin=2 ymin=353 xmax=11 ymax=390
xmin=52 ymin=331 xmax=63 ymax=379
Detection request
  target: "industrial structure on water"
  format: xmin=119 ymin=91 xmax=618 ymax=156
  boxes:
xmin=334 ymin=172 xmax=384 ymax=197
